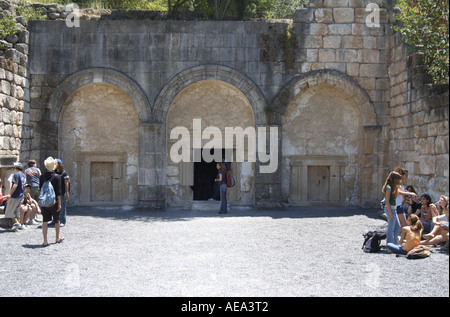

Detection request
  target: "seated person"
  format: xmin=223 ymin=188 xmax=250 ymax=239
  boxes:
xmin=387 ymin=214 xmax=423 ymax=255
xmin=21 ymin=184 xmax=41 ymax=226
xmin=405 ymin=185 xmax=421 ymax=216
xmin=418 ymin=194 xmax=438 ymax=233
xmin=421 ymin=195 xmax=449 ymax=247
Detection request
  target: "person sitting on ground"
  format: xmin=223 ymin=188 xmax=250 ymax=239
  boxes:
xmin=418 ymin=194 xmax=438 ymax=233
xmin=405 ymin=185 xmax=421 ymax=216
xmin=21 ymin=184 xmax=41 ymax=226
xmin=0 ymin=179 xmax=9 ymax=207
xmin=421 ymin=195 xmax=449 ymax=247
xmin=386 ymin=214 xmax=423 ymax=255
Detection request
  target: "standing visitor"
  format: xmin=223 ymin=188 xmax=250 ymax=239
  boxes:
xmin=25 ymin=159 xmax=42 ymax=224
xmin=393 ymin=167 xmax=410 ymax=230
xmin=25 ymin=160 xmax=41 ymax=204
xmin=382 ymin=172 xmax=403 ymax=245
xmin=56 ymin=159 xmax=70 ymax=227
xmin=4 ymin=163 xmax=27 ymax=231
xmin=215 ymin=163 xmax=228 ymax=214
xmin=40 ymin=157 xmax=64 ymax=247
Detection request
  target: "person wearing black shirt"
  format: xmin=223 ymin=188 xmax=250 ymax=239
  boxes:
xmin=40 ymin=157 xmax=64 ymax=247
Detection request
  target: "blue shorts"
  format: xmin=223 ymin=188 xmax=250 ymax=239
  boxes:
xmin=396 ymin=206 xmax=407 ymax=214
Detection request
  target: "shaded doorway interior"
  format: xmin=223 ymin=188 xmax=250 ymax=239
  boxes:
xmin=192 ymin=149 xmax=228 ymax=201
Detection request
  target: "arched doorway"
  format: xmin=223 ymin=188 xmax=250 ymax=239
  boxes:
xmin=166 ymin=79 xmax=256 ymax=207
xmin=59 ymin=83 xmax=139 ymax=205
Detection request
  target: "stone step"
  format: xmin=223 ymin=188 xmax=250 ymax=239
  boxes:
xmin=0 ymin=214 xmax=12 ymax=228
xmin=191 ymin=200 xmax=230 ymax=212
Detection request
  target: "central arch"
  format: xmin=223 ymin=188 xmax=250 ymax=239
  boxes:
xmin=156 ymin=65 xmax=265 ymax=207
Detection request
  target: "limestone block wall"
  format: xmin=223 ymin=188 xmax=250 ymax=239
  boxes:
xmin=388 ymin=28 xmax=449 ymax=200
xmin=1 ymin=0 xmax=448 ymax=207
xmin=0 ymin=0 xmax=31 ymax=189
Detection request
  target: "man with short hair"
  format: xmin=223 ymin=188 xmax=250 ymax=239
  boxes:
xmin=5 ymin=163 xmax=27 ymax=231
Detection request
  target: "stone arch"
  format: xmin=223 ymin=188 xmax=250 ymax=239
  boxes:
xmin=60 ymin=83 xmax=139 ymax=205
xmin=47 ymin=67 xmax=151 ymax=124
xmin=165 ymin=79 xmax=257 ymax=206
xmin=276 ymin=69 xmax=380 ymax=207
xmin=272 ymin=69 xmax=377 ymax=126
xmin=153 ymin=64 xmax=267 ymax=125
xmin=45 ymin=68 xmax=150 ymax=206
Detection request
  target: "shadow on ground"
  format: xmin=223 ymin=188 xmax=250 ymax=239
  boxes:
xmin=66 ymin=205 xmax=383 ymax=223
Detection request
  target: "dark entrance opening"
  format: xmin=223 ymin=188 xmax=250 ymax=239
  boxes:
xmin=192 ymin=149 xmax=226 ymax=201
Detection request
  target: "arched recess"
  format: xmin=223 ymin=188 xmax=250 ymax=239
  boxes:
xmin=46 ymin=68 xmax=151 ymax=206
xmin=166 ymin=79 xmax=256 ymax=206
xmin=155 ymin=65 xmax=265 ymax=207
xmin=273 ymin=70 xmax=380 ymax=207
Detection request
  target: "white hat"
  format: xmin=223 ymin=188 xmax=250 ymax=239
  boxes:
xmin=44 ymin=157 xmax=57 ymax=171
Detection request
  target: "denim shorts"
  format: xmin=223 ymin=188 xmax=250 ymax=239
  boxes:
xmin=396 ymin=206 xmax=407 ymax=214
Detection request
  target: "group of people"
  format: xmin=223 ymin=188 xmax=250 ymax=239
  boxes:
xmin=382 ymin=166 xmax=449 ymax=255
xmin=1 ymin=157 xmax=70 ymax=247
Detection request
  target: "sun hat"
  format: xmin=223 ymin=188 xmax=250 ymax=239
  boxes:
xmin=44 ymin=157 xmax=58 ymax=171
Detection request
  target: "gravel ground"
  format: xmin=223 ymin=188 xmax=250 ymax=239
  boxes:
xmin=0 ymin=205 xmax=448 ymax=297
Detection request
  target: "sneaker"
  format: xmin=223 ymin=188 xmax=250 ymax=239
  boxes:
xmin=11 ymin=223 xmax=21 ymax=232
xmin=18 ymin=224 xmax=28 ymax=230
xmin=27 ymin=219 xmax=37 ymax=226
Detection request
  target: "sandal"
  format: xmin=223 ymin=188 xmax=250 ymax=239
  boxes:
xmin=56 ymin=237 xmax=65 ymax=243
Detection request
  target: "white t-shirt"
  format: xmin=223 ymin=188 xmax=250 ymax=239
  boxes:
xmin=396 ymin=185 xmax=405 ymax=207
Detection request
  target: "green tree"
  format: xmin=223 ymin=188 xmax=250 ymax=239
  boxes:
xmin=394 ymin=0 xmax=449 ymax=84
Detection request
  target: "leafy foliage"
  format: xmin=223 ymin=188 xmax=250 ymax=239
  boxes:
xmin=0 ymin=2 xmax=45 ymax=41
xmin=394 ymin=0 xmax=449 ymax=84
xmin=0 ymin=13 xmax=17 ymax=41
xmin=24 ymin=0 xmax=308 ymax=19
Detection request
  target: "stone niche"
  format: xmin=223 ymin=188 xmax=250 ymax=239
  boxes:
xmin=59 ymin=83 xmax=139 ymax=205
xmin=289 ymin=155 xmax=348 ymax=206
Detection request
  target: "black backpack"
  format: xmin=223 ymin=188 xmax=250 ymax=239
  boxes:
xmin=362 ymin=231 xmax=386 ymax=253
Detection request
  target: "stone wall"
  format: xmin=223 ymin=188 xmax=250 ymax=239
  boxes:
xmin=388 ymin=26 xmax=449 ymax=200
xmin=1 ymin=0 xmax=448 ymax=207
xmin=0 ymin=0 xmax=30 ymax=187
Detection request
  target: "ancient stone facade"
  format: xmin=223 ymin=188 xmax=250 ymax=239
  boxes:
xmin=1 ymin=0 xmax=448 ymax=209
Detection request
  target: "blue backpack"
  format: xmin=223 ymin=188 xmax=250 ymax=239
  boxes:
xmin=39 ymin=175 xmax=56 ymax=207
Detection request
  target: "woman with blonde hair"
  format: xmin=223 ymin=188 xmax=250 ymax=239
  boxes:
xmin=422 ymin=195 xmax=449 ymax=247
xmin=435 ymin=195 xmax=449 ymax=215
xmin=382 ymin=172 xmax=403 ymax=245
xmin=387 ymin=214 xmax=423 ymax=255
